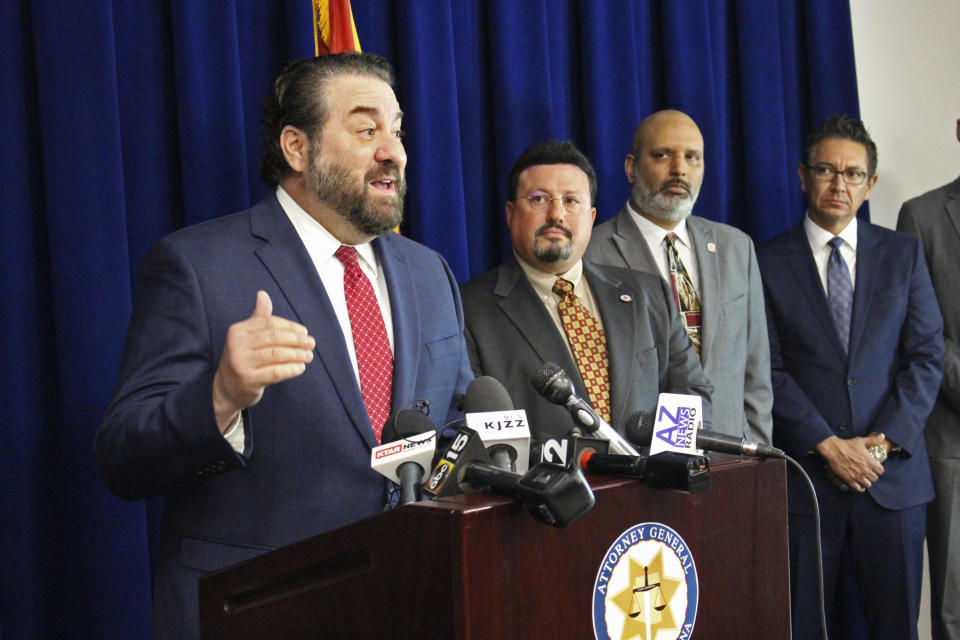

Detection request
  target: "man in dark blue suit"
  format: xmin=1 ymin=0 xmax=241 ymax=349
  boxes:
xmin=95 ymin=53 xmax=473 ymax=639
xmin=758 ymin=115 xmax=943 ymax=639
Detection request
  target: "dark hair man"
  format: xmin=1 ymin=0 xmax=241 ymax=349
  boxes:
xmin=586 ymin=109 xmax=773 ymax=445
xmin=461 ymin=140 xmax=712 ymax=440
xmin=95 ymin=53 xmax=473 ymax=639
xmin=758 ymin=114 xmax=943 ymax=639
xmin=896 ymin=117 xmax=960 ymax=640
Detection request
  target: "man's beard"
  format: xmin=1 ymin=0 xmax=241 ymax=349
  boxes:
xmin=309 ymin=151 xmax=406 ymax=237
xmin=533 ymin=222 xmax=574 ymax=264
xmin=631 ymin=176 xmax=699 ymax=225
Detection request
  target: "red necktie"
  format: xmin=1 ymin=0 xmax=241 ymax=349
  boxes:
xmin=334 ymin=245 xmax=393 ymax=443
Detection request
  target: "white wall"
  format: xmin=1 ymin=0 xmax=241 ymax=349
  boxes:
xmin=850 ymin=0 xmax=960 ymax=230
xmin=849 ymin=2 xmax=960 ymax=638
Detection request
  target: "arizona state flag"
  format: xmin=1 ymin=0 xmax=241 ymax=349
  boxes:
xmin=312 ymin=0 xmax=361 ymax=55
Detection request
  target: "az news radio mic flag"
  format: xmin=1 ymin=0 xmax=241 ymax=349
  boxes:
xmin=312 ymin=0 xmax=361 ymax=55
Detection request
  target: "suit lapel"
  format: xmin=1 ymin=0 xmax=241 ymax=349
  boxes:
xmin=945 ymin=178 xmax=960 ymax=242
xmin=611 ymin=206 xmax=662 ymax=274
xmin=376 ymin=234 xmax=419 ymax=416
xmin=493 ymin=257 xmax=586 ymax=392
xmin=250 ymin=197 xmax=375 ymax=448
xmin=585 ymin=263 xmax=636 ymax=426
xmin=783 ymin=224 xmax=848 ymax=359
xmin=848 ymin=223 xmax=881 ymax=359
xmin=686 ymin=218 xmax=718 ymax=367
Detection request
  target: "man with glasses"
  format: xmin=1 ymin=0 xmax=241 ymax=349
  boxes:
xmin=586 ymin=110 xmax=772 ymax=445
xmin=758 ymin=115 xmax=943 ymax=639
xmin=461 ymin=140 xmax=712 ymax=439
xmin=896 ymin=117 xmax=960 ymax=640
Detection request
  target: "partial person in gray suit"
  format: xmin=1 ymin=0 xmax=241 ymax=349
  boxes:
xmin=896 ymin=117 xmax=960 ymax=640
xmin=586 ymin=110 xmax=772 ymax=443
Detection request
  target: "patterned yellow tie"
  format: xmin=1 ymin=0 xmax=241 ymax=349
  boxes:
xmin=664 ymin=233 xmax=702 ymax=357
xmin=552 ymin=278 xmax=611 ymax=423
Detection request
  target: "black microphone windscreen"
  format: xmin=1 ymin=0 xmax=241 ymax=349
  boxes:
xmin=463 ymin=376 xmax=514 ymax=412
xmin=624 ymin=410 xmax=655 ymax=446
xmin=381 ymin=409 xmax=435 ymax=443
xmin=532 ymin=362 xmax=573 ymax=404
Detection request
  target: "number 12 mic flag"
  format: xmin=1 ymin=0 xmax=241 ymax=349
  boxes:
xmin=312 ymin=0 xmax=361 ymax=55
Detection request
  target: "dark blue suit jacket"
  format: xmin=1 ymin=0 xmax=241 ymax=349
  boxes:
xmin=758 ymin=221 xmax=942 ymax=515
xmin=95 ymin=195 xmax=473 ymax=638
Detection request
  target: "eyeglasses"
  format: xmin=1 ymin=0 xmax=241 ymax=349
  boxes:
xmin=805 ymin=164 xmax=869 ymax=186
xmin=517 ymin=192 xmax=585 ymax=213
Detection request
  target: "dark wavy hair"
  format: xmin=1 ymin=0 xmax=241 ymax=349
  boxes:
xmin=804 ymin=114 xmax=878 ymax=178
xmin=258 ymin=52 xmax=395 ymax=187
xmin=506 ymin=140 xmax=598 ymax=203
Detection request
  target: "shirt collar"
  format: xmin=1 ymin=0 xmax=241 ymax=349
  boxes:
xmin=626 ymin=200 xmax=691 ymax=248
xmin=276 ymin=186 xmax=379 ymax=273
xmin=513 ymin=250 xmax=584 ymax=298
xmin=803 ymin=211 xmax=858 ymax=252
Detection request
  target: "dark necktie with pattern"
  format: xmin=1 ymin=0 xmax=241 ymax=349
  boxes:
xmin=664 ymin=233 xmax=702 ymax=357
xmin=826 ymin=236 xmax=853 ymax=354
xmin=334 ymin=245 xmax=393 ymax=443
xmin=552 ymin=277 xmax=611 ymax=423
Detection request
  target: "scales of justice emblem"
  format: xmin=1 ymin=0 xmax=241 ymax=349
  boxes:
xmin=592 ymin=523 xmax=698 ymax=640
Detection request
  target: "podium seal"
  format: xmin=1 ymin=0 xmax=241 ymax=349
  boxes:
xmin=592 ymin=522 xmax=698 ymax=640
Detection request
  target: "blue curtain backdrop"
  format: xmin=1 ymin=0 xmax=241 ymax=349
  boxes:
xmin=1 ymin=1 xmax=861 ymax=636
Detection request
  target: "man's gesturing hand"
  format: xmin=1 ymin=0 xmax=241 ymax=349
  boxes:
xmin=212 ymin=291 xmax=315 ymax=431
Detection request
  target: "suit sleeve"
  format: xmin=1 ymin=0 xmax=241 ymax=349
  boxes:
xmin=95 ymin=238 xmax=246 ymax=500
xmin=439 ymin=256 xmax=475 ymax=424
xmin=742 ymin=239 xmax=774 ymax=444
xmin=897 ymin=203 xmax=960 ymax=410
xmin=869 ymin=235 xmax=944 ymax=455
xmin=762 ymin=278 xmax=835 ymax=457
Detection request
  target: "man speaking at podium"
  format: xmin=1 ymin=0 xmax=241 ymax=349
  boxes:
xmin=95 ymin=53 xmax=472 ymax=638
xmin=461 ymin=140 xmax=712 ymax=439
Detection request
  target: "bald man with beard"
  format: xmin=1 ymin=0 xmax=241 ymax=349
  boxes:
xmin=586 ymin=110 xmax=772 ymax=444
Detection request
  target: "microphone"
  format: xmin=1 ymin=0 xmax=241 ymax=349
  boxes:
xmin=423 ymin=426 xmax=595 ymax=527
xmin=463 ymin=376 xmax=531 ymax=473
xmin=578 ymin=449 xmax=710 ymax=494
xmin=626 ymin=408 xmax=784 ymax=458
xmin=531 ymin=362 xmax=639 ymax=456
xmin=371 ymin=409 xmax=437 ymax=505
xmin=531 ymin=436 xmax=609 ymax=468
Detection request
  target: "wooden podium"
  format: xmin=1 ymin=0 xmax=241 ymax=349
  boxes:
xmin=199 ymin=455 xmax=790 ymax=639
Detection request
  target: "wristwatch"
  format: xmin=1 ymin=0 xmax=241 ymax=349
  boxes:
xmin=868 ymin=444 xmax=888 ymax=464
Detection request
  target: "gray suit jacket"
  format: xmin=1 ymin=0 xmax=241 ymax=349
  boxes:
xmin=897 ymin=176 xmax=960 ymax=457
xmin=585 ymin=206 xmax=773 ymax=444
xmin=461 ymin=255 xmax=713 ymax=440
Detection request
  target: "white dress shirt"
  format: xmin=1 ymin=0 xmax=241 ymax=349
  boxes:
xmin=626 ymin=201 xmax=701 ymax=295
xmin=223 ymin=187 xmax=395 ymax=451
xmin=804 ymin=213 xmax=858 ymax=293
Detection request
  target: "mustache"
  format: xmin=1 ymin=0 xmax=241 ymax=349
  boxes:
xmin=659 ymin=178 xmax=691 ymax=196
xmin=535 ymin=222 xmax=573 ymax=239
xmin=365 ymin=163 xmax=403 ymax=185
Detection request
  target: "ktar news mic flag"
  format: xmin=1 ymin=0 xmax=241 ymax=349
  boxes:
xmin=313 ymin=0 xmax=361 ymax=55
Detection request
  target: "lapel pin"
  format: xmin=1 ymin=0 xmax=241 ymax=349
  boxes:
xmin=707 ymin=242 xmax=717 ymax=252
xmin=620 ymin=294 xmax=632 ymax=302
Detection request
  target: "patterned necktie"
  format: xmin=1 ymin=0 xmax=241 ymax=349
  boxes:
xmin=552 ymin=278 xmax=611 ymax=423
xmin=664 ymin=233 xmax=702 ymax=357
xmin=826 ymin=236 xmax=853 ymax=354
xmin=334 ymin=245 xmax=393 ymax=443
